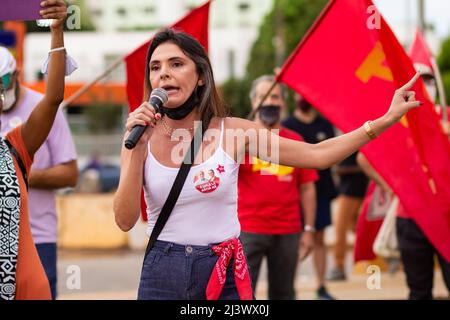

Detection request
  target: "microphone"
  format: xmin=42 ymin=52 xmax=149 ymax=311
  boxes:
xmin=124 ymin=88 xmax=168 ymax=150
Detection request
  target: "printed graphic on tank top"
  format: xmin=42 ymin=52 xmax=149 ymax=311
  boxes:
xmin=193 ymin=164 xmax=225 ymax=193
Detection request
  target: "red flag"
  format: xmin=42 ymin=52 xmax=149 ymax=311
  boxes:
xmin=124 ymin=1 xmax=211 ymax=221
xmin=410 ymin=29 xmax=433 ymax=70
xmin=355 ymin=29 xmax=439 ymax=262
xmin=277 ymin=0 xmax=450 ymax=261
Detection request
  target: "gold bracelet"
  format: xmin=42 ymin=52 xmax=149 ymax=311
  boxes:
xmin=363 ymin=120 xmax=377 ymax=139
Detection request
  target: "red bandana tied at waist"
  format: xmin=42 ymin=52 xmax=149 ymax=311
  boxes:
xmin=206 ymin=238 xmax=253 ymax=300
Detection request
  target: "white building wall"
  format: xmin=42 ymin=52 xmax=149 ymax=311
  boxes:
xmin=85 ymin=0 xmax=273 ymax=31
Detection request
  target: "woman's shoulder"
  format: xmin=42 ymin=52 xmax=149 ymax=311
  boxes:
xmin=6 ymin=125 xmax=33 ymax=170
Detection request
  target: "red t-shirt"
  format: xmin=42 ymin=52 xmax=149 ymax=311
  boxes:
xmin=238 ymin=128 xmax=318 ymax=234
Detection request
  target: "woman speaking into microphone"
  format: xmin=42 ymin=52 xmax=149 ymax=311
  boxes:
xmin=113 ymin=28 xmax=422 ymax=300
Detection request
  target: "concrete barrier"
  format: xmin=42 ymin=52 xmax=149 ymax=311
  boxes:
xmin=57 ymin=193 xmax=129 ymax=249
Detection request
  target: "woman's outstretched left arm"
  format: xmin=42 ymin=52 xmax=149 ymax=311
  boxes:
xmin=285 ymin=72 xmax=422 ymax=169
xmin=233 ymin=73 xmax=422 ymax=170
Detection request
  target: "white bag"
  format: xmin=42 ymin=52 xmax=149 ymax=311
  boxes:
xmin=373 ymin=196 xmax=400 ymax=259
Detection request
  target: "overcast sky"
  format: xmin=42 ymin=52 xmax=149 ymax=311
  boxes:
xmin=374 ymin=0 xmax=450 ymax=39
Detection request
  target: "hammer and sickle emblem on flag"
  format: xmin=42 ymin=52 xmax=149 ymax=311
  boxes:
xmin=356 ymin=42 xmax=408 ymax=127
xmin=356 ymin=42 xmax=393 ymax=83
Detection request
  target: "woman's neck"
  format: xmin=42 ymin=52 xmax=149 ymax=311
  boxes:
xmin=163 ymin=107 xmax=201 ymax=130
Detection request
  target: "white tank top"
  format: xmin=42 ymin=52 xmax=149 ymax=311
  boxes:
xmin=143 ymin=119 xmax=240 ymax=245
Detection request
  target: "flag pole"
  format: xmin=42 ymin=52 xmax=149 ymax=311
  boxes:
xmin=416 ymin=0 xmax=447 ymax=123
xmin=59 ymin=55 xmax=124 ymax=109
xmin=417 ymin=0 xmax=426 ymax=31
xmin=430 ymin=58 xmax=448 ymax=124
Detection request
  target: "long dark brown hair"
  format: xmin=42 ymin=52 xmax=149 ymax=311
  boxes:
xmin=144 ymin=28 xmax=228 ymax=124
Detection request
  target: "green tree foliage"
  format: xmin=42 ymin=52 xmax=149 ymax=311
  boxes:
xmin=221 ymin=0 xmax=328 ymax=117
xmin=437 ymin=35 xmax=450 ymax=106
xmin=85 ymin=103 xmax=124 ymax=133
xmin=220 ymin=78 xmax=252 ymax=118
xmin=438 ymin=36 xmax=450 ymax=71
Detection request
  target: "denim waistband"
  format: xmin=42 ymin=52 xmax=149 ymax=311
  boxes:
xmin=151 ymin=240 xmax=217 ymax=256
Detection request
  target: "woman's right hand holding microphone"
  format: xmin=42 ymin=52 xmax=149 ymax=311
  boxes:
xmin=125 ymin=102 xmax=162 ymax=149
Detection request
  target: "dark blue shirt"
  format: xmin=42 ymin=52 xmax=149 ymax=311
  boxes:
xmin=283 ymin=115 xmax=338 ymax=199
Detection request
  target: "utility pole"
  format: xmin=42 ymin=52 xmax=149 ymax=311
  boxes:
xmin=274 ymin=5 xmax=286 ymax=68
xmin=417 ymin=0 xmax=425 ymax=31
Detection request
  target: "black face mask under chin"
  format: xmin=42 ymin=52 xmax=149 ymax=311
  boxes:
xmin=160 ymin=89 xmax=199 ymax=120
xmin=258 ymin=105 xmax=281 ymax=127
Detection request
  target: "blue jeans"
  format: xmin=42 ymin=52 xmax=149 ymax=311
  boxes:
xmin=137 ymin=240 xmax=242 ymax=300
xmin=35 ymin=243 xmax=57 ymax=300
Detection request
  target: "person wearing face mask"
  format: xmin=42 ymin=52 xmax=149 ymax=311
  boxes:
xmin=0 ymin=45 xmax=78 ymax=299
xmin=237 ymin=75 xmax=319 ymax=299
xmin=285 ymin=98 xmax=368 ymax=285
xmin=285 ymin=100 xmax=369 ymax=287
xmin=0 ymin=0 xmax=69 ymax=300
xmin=283 ymin=94 xmax=338 ymax=299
